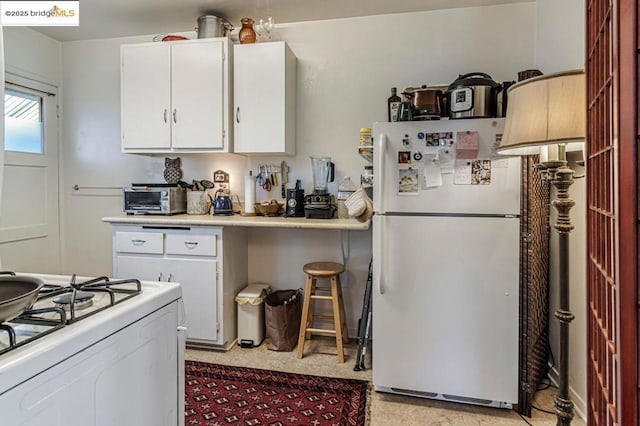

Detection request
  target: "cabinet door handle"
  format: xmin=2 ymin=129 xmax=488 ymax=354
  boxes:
xmin=173 ymin=108 xmax=177 ymax=123
xmin=163 ymin=109 xmax=167 ymax=123
xmin=168 ymin=273 xmax=173 ymax=282
xmin=131 ymin=239 xmax=146 ymax=246
xmin=158 ymin=272 xmax=163 ymax=281
xmin=184 ymin=241 xmax=199 ymax=249
xmin=235 ymin=107 xmax=240 ymax=123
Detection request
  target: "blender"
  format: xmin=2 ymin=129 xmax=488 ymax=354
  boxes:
xmin=304 ymin=156 xmax=336 ymax=219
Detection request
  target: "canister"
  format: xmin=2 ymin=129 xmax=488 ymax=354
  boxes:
xmin=359 ymin=128 xmax=373 ymax=158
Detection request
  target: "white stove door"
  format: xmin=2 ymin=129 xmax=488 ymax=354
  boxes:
xmin=0 ymin=301 xmax=182 ymax=425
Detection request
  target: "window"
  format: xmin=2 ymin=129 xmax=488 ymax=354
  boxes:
xmin=4 ymin=88 xmax=44 ymax=154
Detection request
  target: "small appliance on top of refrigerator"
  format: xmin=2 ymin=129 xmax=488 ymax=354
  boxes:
xmin=372 ymin=118 xmax=520 ymax=408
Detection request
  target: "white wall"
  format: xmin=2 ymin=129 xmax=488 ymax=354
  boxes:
xmin=63 ymin=3 xmax=537 ymax=333
xmin=4 ymin=27 xmax=61 ymax=86
xmin=60 ymin=4 xmax=535 ymax=334
xmin=535 ymin=0 xmax=587 ymax=418
xmin=245 ymin=4 xmax=536 ymax=333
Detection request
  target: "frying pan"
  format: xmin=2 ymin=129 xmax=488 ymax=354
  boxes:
xmin=0 ymin=276 xmax=44 ymax=323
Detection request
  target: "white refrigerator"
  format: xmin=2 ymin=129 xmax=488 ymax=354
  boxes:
xmin=372 ymin=118 xmax=520 ymax=408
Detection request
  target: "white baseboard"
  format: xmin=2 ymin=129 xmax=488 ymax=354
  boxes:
xmin=547 ymin=366 xmax=587 ymax=421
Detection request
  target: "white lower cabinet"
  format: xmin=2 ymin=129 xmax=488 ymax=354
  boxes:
xmin=112 ymin=225 xmax=247 ymax=349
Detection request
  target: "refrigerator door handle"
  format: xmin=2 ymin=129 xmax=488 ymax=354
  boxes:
xmin=373 ymin=216 xmax=386 ymax=295
xmin=374 ymin=133 xmax=387 ymax=214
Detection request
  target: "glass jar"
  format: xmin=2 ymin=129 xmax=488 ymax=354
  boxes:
xmin=359 ymin=127 xmax=373 ymax=160
xmin=239 ymin=18 xmax=257 ymax=44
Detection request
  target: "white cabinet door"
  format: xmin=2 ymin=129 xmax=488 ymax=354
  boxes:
xmin=116 ymin=254 xmax=219 ymax=344
xmin=172 ymin=41 xmax=225 ymax=150
xmin=233 ymin=42 xmax=296 ymax=155
xmin=164 ymin=258 xmax=218 ymax=343
xmin=115 ymin=255 xmax=164 ymax=282
xmin=121 ymin=44 xmax=171 ymax=150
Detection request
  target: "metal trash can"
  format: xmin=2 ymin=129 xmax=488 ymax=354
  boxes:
xmin=235 ymin=283 xmax=271 ymax=348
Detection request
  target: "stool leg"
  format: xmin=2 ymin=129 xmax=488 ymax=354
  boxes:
xmin=330 ymin=275 xmax=345 ymax=363
xmin=297 ymin=275 xmax=314 ymax=359
xmin=306 ymin=279 xmax=316 ymax=340
xmin=336 ymin=275 xmax=350 ymax=343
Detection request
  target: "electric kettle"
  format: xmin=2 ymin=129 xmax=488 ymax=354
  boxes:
xmin=212 ymin=188 xmax=233 ymax=215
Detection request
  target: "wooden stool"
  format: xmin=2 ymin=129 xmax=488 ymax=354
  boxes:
xmin=297 ymin=261 xmax=349 ymax=363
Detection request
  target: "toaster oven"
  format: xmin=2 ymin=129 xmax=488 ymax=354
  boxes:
xmin=123 ymin=184 xmax=187 ymax=215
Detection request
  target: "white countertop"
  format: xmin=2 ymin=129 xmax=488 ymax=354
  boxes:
xmin=102 ymin=214 xmax=371 ymax=231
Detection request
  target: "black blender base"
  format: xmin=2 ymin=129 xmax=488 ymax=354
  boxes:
xmin=304 ymin=208 xmax=335 ymax=219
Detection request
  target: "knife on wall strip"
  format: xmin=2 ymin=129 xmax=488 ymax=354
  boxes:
xmin=280 ymin=160 xmax=289 ymax=198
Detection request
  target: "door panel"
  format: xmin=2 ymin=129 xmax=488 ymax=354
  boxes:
xmin=171 ymin=41 xmax=224 ymax=149
xmin=586 ymin=0 xmax=633 ymax=425
xmin=233 ymin=43 xmax=285 ymax=153
xmin=164 ymin=258 xmax=218 ymax=343
xmin=121 ymin=44 xmax=171 ymax=149
xmin=372 ymin=215 xmax=519 ymax=403
xmin=0 ymin=79 xmax=60 ymax=273
xmin=373 ymin=120 xmax=521 ymax=215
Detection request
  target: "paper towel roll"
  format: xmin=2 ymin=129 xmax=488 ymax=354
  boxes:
xmin=244 ymin=173 xmax=256 ymax=213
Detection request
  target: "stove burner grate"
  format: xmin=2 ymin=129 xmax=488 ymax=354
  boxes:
xmin=53 ymin=290 xmax=94 ymax=311
xmin=0 ymin=307 xmax=66 ymax=355
xmin=0 ymin=273 xmax=142 ymax=355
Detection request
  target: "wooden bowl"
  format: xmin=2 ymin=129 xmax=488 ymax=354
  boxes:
xmin=256 ymin=201 xmax=283 ymax=216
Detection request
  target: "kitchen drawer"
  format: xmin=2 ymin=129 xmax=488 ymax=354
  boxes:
xmin=166 ymin=233 xmax=217 ymax=257
xmin=115 ymin=231 xmax=164 ymax=254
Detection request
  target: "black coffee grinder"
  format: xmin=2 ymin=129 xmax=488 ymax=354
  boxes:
xmin=286 ymin=180 xmax=305 ymax=217
xmin=304 ymin=156 xmax=336 ymax=219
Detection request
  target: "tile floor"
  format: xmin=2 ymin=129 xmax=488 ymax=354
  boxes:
xmin=186 ymin=338 xmax=586 ymax=426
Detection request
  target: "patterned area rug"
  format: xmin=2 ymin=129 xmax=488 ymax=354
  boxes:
xmin=185 ymin=361 xmax=370 ymax=426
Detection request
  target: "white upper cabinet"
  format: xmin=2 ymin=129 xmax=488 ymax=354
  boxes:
xmin=121 ymin=38 xmax=231 ymax=153
xmin=233 ymin=41 xmax=296 ymax=155
xmin=121 ymin=44 xmax=171 ymax=150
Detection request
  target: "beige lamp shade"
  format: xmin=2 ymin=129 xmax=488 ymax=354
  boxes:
xmin=497 ymin=70 xmax=585 ymax=156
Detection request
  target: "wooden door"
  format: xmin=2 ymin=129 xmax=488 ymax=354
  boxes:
xmin=586 ymin=0 xmax=638 ymax=424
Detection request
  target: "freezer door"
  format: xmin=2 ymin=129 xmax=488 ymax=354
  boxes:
xmin=372 ymin=215 xmax=519 ymax=404
xmin=373 ymin=119 xmax=520 ymax=215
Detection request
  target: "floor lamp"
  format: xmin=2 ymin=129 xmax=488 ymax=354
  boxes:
xmin=497 ymin=70 xmax=585 ymax=426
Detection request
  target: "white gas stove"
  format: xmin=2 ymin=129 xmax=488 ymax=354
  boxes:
xmin=0 ymin=273 xmax=186 ymax=426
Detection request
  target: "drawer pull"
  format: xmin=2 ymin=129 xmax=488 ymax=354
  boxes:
xmin=158 ymin=272 xmax=163 ymax=281
xmin=184 ymin=241 xmax=199 ymax=249
xmin=168 ymin=273 xmax=173 ymax=282
xmin=131 ymin=239 xmax=146 ymax=246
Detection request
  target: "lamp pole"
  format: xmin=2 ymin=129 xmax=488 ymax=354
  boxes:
xmin=544 ymin=163 xmax=576 ymax=425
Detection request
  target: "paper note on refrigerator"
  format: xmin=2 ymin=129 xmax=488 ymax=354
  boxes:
xmin=453 ymin=160 xmax=472 ymax=184
xmin=438 ymin=148 xmax=455 ymax=174
xmin=423 ymin=160 xmax=443 ymax=188
xmin=456 ymin=131 xmax=479 ymax=159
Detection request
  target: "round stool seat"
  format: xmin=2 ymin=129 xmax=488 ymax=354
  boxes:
xmin=303 ymin=261 xmax=345 ymax=276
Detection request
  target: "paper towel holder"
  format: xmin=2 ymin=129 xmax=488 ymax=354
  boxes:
xmin=240 ymin=170 xmax=258 ymax=217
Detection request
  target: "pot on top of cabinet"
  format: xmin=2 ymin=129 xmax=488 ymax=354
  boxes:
xmin=446 ymin=72 xmax=502 ymax=119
